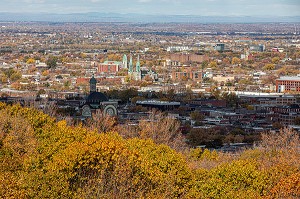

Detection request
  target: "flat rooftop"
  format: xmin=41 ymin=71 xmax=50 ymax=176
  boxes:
xmin=277 ymin=76 xmax=300 ymax=81
xmin=136 ymin=100 xmax=180 ymax=106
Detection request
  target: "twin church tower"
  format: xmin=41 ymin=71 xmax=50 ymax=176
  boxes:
xmin=122 ymin=54 xmax=141 ymax=80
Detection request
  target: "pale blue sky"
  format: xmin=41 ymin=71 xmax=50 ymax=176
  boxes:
xmin=1 ymin=0 xmax=299 ymax=16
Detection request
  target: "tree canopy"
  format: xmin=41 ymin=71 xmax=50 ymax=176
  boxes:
xmin=0 ymin=103 xmax=299 ymax=198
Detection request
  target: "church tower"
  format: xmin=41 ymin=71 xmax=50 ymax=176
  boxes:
xmin=129 ymin=55 xmax=133 ymax=73
xmin=89 ymin=74 xmax=97 ymax=93
xmin=122 ymin=54 xmax=128 ymax=69
xmin=134 ymin=55 xmax=142 ymax=80
xmin=136 ymin=54 xmax=140 ymax=73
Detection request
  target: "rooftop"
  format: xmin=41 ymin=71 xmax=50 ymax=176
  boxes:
xmin=277 ymin=76 xmax=300 ymax=81
xmin=136 ymin=100 xmax=180 ymax=106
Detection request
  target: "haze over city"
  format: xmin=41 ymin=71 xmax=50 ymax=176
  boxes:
xmin=1 ymin=0 xmax=299 ymax=17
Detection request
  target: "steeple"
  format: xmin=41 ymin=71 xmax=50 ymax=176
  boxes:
xmin=136 ymin=54 xmax=140 ymax=73
xmin=122 ymin=54 xmax=127 ymax=69
xmin=129 ymin=55 xmax=133 ymax=73
xmin=89 ymin=74 xmax=97 ymax=93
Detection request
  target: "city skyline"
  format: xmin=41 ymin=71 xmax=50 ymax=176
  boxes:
xmin=0 ymin=0 xmax=299 ymax=17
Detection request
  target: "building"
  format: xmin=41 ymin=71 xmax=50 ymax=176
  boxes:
xmin=167 ymin=46 xmax=190 ymax=52
xmin=136 ymin=100 xmax=180 ymax=111
xmin=127 ymin=54 xmax=142 ymax=81
xmin=188 ymin=99 xmax=227 ymax=108
xmin=81 ymin=75 xmax=118 ymax=117
xmin=169 ymin=53 xmax=209 ymax=64
xmin=250 ymin=44 xmax=265 ymax=52
xmin=122 ymin=54 xmax=127 ymax=69
xmin=214 ymin=43 xmax=225 ymax=52
xmin=128 ymin=55 xmax=133 ymax=73
xmin=276 ymin=76 xmax=300 ymax=92
xmin=171 ymin=67 xmax=202 ymax=82
xmin=97 ymin=61 xmax=121 ymax=74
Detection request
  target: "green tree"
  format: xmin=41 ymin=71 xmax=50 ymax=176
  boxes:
xmin=46 ymin=56 xmax=58 ymax=69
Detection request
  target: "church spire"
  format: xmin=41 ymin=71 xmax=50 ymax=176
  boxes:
xmin=136 ymin=54 xmax=140 ymax=73
xmin=129 ymin=54 xmax=133 ymax=73
xmin=122 ymin=54 xmax=127 ymax=69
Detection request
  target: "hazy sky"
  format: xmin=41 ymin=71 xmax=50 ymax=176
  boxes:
xmin=1 ymin=0 xmax=300 ymax=16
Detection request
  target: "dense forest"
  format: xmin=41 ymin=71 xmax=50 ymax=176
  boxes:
xmin=0 ymin=103 xmax=299 ymax=198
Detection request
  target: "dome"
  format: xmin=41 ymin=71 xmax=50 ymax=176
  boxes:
xmin=86 ymin=92 xmax=108 ymax=103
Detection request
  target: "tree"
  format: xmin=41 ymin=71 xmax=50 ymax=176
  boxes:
xmin=201 ymin=60 xmax=208 ymax=69
xmin=64 ymin=80 xmax=71 ymax=89
xmin=119 ymin=88 xmax=138 ymax=103
xmin=37 ymin=89 xmax=46 ymax=96
xmin=221 ymin=92 xmax=239 ymax=107
xmin=183 ymin=89 xmax=195 ymax=102
xmin=46 ymin=56 xmax=58 ymax=69
xmin=231 ymin=57 xmax=241 ymax=65
xmin=26 ymin=58 xmax=35 ymax=64
xmin=187 ymin=127 xmax=224 ymax=148
xmin=190 ymin=111 xmax=205 ymax=122
xmin=209 ymin=61 xmax=217 ymax=68
xmin=166 ymin=89 xmax=175 ymax=101
xmin=294 ymin=117 xmax=300 ymax=125
xmin=10 ymin=71 xmax=21 ymax=82
xmin=263 ymin=63 xmax=275 ymax=70
xmin=210 ymin=86 xmax=221 ymax=99
xmin=41 ymin=70 xmax=49 ymax=76
xmin=272 ymin=57 xmax=280 ymax=64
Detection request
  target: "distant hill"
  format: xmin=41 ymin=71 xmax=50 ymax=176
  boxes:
xmin=0 ymin=12 xmax=299 ymax=23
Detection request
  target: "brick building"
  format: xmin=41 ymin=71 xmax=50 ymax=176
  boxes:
xmin=171 ymin=67 xmax=202 ymax=82
xmin=169 ymin=53 xmax=208 ymax=64
xmin=276 ymin=76 xmax=300 ymax=92
xmin=98 ymin=61 xmax=122 ymax=74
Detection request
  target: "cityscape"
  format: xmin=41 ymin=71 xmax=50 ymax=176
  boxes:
xmin=0 ymin=0 xmax=299 ymax=198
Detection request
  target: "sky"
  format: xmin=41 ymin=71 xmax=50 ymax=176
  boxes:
xmin=0 ymin=0 xmax=299 ymax=16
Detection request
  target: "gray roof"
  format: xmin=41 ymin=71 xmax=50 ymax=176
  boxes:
xmin=277 ymin=76 xmax=300 ymax=81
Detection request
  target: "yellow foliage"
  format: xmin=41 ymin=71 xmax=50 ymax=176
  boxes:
xmin=0 ymin=103 xmax=299 ymax=198
xmin=26 ymin=58 xmax=35 ymax=64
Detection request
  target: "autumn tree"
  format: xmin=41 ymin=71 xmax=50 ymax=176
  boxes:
xmin=271 ymin=56 xmax=280 ymax=64
xmin=221 ymin=92 xmax=239 ymax=107
xmin=209 ymin=61 xmax=217 ymax=68
xmin=263 ymin=63 xmax=275 ymax=70
xmin=26 ymin=58 xmax=35 ymax=64
xmin=231 ymin=57 xmax=241 ymax=65
xmin=190 ymin=111 xmax=205 ymax=123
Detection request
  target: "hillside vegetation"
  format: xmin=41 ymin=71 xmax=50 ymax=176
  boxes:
xmin=0 ymin=103 xmax=299 ymax=198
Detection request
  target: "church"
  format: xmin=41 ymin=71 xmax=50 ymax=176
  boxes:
xmin=80 ymin=75 xmax=118 ymax=118
xmin=123 ymin=54 xmax=142 ymax=81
